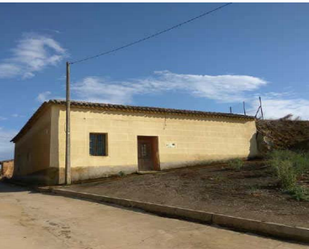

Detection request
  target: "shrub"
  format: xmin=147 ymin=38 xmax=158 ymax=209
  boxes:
xmin=272 ymin=160 xmax=297 ymax=189
xmin=118 ymin=171 xmax=125 ymax=177
xmin=228 ymin=158 xmax=244 ymax=171
xmin=269 ymin=150 xmax=309 ymax=200
xmin=292 ymin=152 xmax=309 ymax=176
xmin=285 ymin=185 xmax=309 ymax=201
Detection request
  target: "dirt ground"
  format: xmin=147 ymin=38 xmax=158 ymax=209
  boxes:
xmin=2 ymin=182 xmax=306 ymax=249
xmin=64 ymin=160 xmax=309 ymax=228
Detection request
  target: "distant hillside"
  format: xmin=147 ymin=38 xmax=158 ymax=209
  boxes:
xmin=256 ymin=119 xmax=309 ymax=152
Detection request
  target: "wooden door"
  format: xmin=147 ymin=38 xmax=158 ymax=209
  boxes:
xmin=138 ymin=136 xmax=159 ymax=171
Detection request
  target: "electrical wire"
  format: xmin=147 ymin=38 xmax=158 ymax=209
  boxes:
xmin=70 ymin=3 xmax=232 ymax=65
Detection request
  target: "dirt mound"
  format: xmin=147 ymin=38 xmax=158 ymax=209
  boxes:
xmin=256 ymin=119 xmax=309 ymax=152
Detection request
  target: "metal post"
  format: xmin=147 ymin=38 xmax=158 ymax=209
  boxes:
xmin=65 ymin=62 xmax=71 ymax=185
xmin=259 ymin=96 xmax=264 ymax=120
xmin=243 ymin=101 xmax=246 ymax=115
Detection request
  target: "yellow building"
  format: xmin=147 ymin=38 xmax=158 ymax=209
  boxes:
xmin=12 ymin=100 xmax=258 ymax=185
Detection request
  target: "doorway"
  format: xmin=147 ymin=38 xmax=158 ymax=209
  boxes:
xmin=137 ymin=136 xmax=160 ymax=171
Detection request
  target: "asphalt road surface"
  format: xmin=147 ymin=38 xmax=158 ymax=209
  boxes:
xmin=0 ymin=182 xmax=307 ymax=249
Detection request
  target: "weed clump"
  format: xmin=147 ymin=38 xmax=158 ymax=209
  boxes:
xmin=269 ymin=150 xmax=309 ymax=201
xmin=118 ymin=171 xmax=125 ymax=177
xmin=228 ymin=158 xmax=244 ymax=171
xmin=284 ymin=185 xmax=309 ymax=201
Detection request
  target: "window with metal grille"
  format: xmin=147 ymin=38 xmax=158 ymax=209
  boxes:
xmin=89 ymin=133 xmax=107 ymax=156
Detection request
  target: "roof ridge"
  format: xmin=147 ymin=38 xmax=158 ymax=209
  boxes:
xmin=11 ymin=99 xmax=254 ymax=143
xmin=49 ymin=99 xmax=253 ymax=118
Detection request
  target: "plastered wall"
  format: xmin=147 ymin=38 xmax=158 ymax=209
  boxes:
xmin=56 ymin=106 xmax=258 ymax=183
xmin=14 ymin=107 xmax=52 ymax=179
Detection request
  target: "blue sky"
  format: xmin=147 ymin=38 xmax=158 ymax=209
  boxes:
xmin=1 ymin=3 xmax=309 ymax=160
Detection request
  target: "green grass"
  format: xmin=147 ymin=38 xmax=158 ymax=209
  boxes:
xmin=268 ymin=150 xmax=309 ymax=201
xmin=284 ymin=185 xmax=309 ymax=201
xmin=118 ymin=171 xmax=125 ymax=177
xmin=212 ymin=175 xmax=226 ymax=182
xmin=228 ymin=158 xmax=244 ymax=171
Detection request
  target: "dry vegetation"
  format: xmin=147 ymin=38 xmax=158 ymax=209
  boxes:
xmin=65 ymin=158 xmax=309 ymax=228
xmin=256 ymin=119 xmax=309 ymax=150
xmin=269 ymin=150 xmax=309 ymax=201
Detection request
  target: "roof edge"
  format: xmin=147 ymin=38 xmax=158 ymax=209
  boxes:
xmin=50 ymin=99 xmax=254 ymax=119
xmin=11 ymin=101 xmax=52 ymax=143
xmin=12 ymin=99 xmax=254 ymax=143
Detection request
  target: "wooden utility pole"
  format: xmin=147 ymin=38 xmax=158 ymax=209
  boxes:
xmin=65 ymin=62 xmax=71 ymax=185
xmin=259 ymin=96 xmax=264 ymax=119
xmin=243 ymin=101 xmax=246 ymax=115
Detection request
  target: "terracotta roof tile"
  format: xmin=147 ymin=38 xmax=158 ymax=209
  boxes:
xmin=11 ymin=99 xmax=254 ymax=142
xmin=50 ymin=99 xmax=254 ymax=119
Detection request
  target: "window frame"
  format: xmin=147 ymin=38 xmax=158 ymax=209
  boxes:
xmin=89 ymin=133 xmax=108 ymax=157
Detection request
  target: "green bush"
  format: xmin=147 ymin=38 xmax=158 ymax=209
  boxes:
xmin=228 ymin=158 xmax=244 ymax=171
xmin=118 ymin=171 xmax=125 ymax=177
xmin=272 ymin=160 xmax=297 ymax=189
xmin=268 ymin=150 xmax=309 ymax=200
xmin=285 ymin=185 xmax=309 ymax=202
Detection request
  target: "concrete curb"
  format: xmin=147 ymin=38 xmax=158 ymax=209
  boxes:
xmin=43 ymin=188 xmax=309 ymax=244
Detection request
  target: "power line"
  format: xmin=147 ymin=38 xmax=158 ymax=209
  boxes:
xmin=70 ymin=3 xmax=232 ymax=65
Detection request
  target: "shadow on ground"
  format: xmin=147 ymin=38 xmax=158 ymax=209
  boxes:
xmin=0 ymin=180 xmax=31 ymax=193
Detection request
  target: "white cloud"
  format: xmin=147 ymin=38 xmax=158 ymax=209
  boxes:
xmin=151 ymin=71 xmax=267 ymax=102
xmin=72 ymin=77 xmax=140 ymax=104
xmin=0 ymin=33 xmax=66 ymax=79
xmin=37 ymin=91 xmax=52 ymax=102
xmin=72 ymin=71 xmax=267 ymax=104
xmin=248 ymin=94 xmax=309 ymax=120
xmin=0 ymin=127 xmax=16 ymax=161
xmin=0 ymin=116 xmax=7 ymax=121
xmin=11 ymin=114 xmax=25 ymax=118
xmin=72 ymin=71 xmax=309 ymax=120
xmin=0 ymin=64 xmax=21 ymax=78
xmin=42 ymin=29 xmax=61 ymax=34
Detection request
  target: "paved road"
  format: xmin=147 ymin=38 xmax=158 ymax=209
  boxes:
xmin=0 ymin=182 xmax=307 ymax=249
